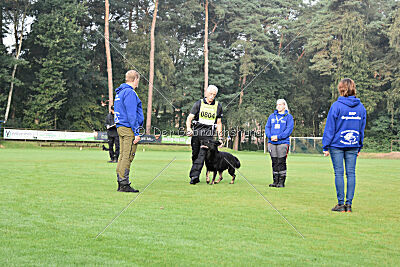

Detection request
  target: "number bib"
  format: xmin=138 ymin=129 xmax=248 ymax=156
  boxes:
xmin=198 ymin=100 xmax=218 ymax=126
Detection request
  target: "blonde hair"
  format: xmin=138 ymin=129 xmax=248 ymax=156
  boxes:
xmin=277 ymin=99 xmax=289 ymax=113
xmin=125 ymin=70 xmax=140 ymax=82
xmin=338 ymin=78 xmax=356 ymax=97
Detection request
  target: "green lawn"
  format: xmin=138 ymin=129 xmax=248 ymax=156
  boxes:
xmin=1 ymin=143 xmax=399 ymax=266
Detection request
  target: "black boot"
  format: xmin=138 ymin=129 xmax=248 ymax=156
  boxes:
xmin=276 ymin=174 xmax=286 ymax=188
xmin=269 ymin=172 xmax=279 ymax=187
xmin=190 ymin=177 xmax=200 ymax=185
xmin=117 ymin=174 xmax=122 ymax=191
xmin=119 ymin=183 xmax=139 ymax=193
xmin=117 ymin=169 xmax=139 ymax=193
xmin=117 ymin=173 xmax=139 ymax=192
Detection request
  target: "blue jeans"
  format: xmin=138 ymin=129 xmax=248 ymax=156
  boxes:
xmin=329 ymin=148 xmax=359 ymax=205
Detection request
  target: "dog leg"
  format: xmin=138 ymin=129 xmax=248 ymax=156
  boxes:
xmin=206 ymin=171 xmax=210 ymax=184
xmin=211 ymin=171 xmax=217 ymax=185
xmin=230 ymin=174 xmax=236 ymax=184
xmin=215 ymin=171 xmax=223 ymax=184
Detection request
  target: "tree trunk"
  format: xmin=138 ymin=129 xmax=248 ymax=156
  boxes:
xmin=146 ymin=0 xmax=158 ymax=134
xmin=297 ymin=49 xmax=305 ymax=62
xmin=128 ymin=7 xmax=133 ymax=31
xmin=233 ymin=127 xmax=239 ymax=151
xmin=278 ymin=33 xmax=283 ymax=55
xmin=203 ymin=0 xmax=209 ymax=96
xmin=233 ymin=75 xmax=246 ymax=150
xmin=0 ymin=2 xmax=3 ymax=46
xmin=136 ymin=3 xmax=139 ymax=26
xmin=13 ymin=10 xmax=19 ymax=54
xmin=4 ymin=6 xmax=27 ymax=123
xmin=105 ymin=0 xmax=113 ymax=112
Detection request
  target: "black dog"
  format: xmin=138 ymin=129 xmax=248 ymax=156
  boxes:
xmin=201 ymin=139 xmax=241 ymax=184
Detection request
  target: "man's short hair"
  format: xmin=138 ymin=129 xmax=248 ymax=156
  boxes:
xmin=207 ymin=85 xmax=218 ymax=94
xmin=126 ymin=70 xmax=140 ymax=82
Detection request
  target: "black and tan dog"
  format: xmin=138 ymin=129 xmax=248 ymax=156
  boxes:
xmin=201 ymin=139 xmax=241 ymax=184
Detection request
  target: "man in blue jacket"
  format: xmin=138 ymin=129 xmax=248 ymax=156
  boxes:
xmin=114 ymin=70 xmax=144 ymax=193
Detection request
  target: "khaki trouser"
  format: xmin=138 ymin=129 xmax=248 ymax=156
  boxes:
xmin=116 ymin=127 xmax=138 ymax=184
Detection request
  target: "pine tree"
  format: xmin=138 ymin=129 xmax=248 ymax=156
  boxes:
xmin=23 ymin=0 xmax=88 ymax=129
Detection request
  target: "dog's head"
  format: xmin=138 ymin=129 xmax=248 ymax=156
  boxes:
xmin=200 ymin=139 xmax=222 ymax=151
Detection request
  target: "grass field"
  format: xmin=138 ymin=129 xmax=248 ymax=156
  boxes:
xmin=1 ymin=142 xmax=399 ymax=266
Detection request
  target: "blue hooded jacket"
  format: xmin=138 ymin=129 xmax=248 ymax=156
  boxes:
xmin=114 ymin=83 xmax=144 ymax=136
xmin=322 ymin=96 xmax=367 ymax=152
xmin=265 ymin=110 xmax=294 ymax=145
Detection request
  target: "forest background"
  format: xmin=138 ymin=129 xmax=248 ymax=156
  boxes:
xmin=1 ymin=0 xmax=399 ymax=151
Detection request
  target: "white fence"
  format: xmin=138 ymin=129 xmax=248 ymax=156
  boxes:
xmin=264 ymin=137 xmax=323 ymax=154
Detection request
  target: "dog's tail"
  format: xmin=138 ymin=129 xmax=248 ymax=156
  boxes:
xmin=233 ymin=156 xmax=241 ymax=169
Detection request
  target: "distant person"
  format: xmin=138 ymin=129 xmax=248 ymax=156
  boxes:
xmin=323 ymin=78 xmax=366 ymax=213
xmin=114 ymin=70 xmax=144 ymax=193
xmin=186 ymin=85 xmax=223 ymax=185
xmin=105 ymin=106 xmax=119 ymax=163
xmin=265 ymin=99 xmax=294 ymax=188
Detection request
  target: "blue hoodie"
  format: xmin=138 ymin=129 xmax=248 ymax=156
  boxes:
xmin=114 ymin=83 xmax=144 ymax=136
xmin=265 ymin=110 xmax=294 ymax=145
xmin=322 ymin=96 xmax=367 ymax=152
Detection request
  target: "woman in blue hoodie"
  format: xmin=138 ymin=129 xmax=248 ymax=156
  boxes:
xmin=323 ymin=78 xmax=367 ymax=213
xmin=265 ymin=99 xmax=294 ymax=188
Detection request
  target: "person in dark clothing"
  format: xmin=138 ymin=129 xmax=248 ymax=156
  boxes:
xmin=265 ymin=99 xmax=294 ymax=188
xmin=186 ymin=85 xmax=223 ymax=185
xmin=105 ymin=106 xmax=119 ymax=163
xmin=323 ymin=78 xmax=366 ymax=213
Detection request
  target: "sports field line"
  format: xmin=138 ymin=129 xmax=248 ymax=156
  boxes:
xmin=95 ymin=157 xmax=176 ymax=239
xmin=224 ymin=158 xmax=305 ymax=239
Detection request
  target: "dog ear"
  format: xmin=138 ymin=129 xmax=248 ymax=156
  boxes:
xmin=216 ymin=140 xmax=222 ymax=146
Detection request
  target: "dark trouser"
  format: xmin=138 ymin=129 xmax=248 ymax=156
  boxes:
xmin=116 ymin=127 xmax=137 ymax=185
xmin=189 ymin=135 xmax=213 ymax=179
xmin=108 ymin=135 xmax=120 ymax=160
xmin=268 ymin=143 xmax=289 ymax=177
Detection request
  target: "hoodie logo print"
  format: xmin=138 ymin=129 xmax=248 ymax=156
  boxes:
xmin=340 ymin=130 xmax=359 ymax=145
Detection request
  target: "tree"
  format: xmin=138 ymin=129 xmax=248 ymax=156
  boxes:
xmin=203 ymin=0 xmax=209 ymax=95
xmin=23 ymin=0 xmax=88 ymax=129
xmin=3 ymin=0 xmax=30 ymax=123
xmin=105 ymin=0 xmax=114 ymax=112
xmin=146 ymin=0 xmax=158 ymax=134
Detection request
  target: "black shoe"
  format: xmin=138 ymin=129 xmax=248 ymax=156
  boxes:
xmin=345 ymin=204 xmax=352 ymax=213
xmin=112 ymin=159 xmax=118 ymax=163
xmin=118 ymin=184 xmax=139 ymax=193
xmin=107 ymin=160 xmax=114 ymax=163
xmin=331 ymin=204 xmax=346 ymax=212
xmin=190 ymin=177 xmax=200 ymax=185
